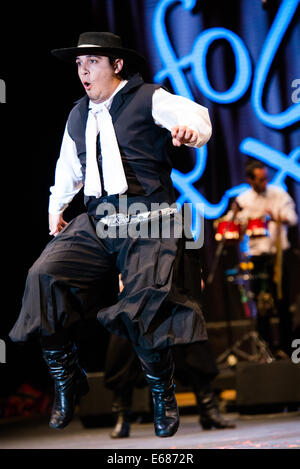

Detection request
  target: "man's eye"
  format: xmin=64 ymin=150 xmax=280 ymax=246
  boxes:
xmin=90 ymin=59 xmax=97 ymax=64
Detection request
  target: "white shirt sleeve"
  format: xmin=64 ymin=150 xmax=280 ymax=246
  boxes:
xmin=48 ymin=124 xmax=83 ymax=214
xmin=152 ymin=87 xmax=212 ymax=147
xmin=276 ymin=190 xmax=298 ymax=226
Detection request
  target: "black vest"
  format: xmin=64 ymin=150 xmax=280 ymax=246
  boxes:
xmin=67 ymin=74 xmax=176 ymax=214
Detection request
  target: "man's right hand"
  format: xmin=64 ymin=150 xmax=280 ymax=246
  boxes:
xmin=49 ymin=213 xmax=68 ymax=236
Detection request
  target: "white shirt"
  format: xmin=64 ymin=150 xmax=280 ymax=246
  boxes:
xmin=236 ymin=185 xmax=298 ymax=256
xmin=49 ymin=83 xmax=212 ymax=214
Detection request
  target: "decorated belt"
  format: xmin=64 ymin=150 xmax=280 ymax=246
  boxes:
xmin=98 ymin=207 xmax=178 ymax=227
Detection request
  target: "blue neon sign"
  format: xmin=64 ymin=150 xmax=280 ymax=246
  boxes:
xmin=152 ymin=0 xmax=300 ymax=239
xmin=251 ymin=0 xmax=300 ymax=129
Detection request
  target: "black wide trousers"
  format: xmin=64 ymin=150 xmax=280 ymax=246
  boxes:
xmin=10 ymin=212 xmax=207 ymax=351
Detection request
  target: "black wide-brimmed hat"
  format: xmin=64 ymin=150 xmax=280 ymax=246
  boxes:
xmin=51 ymin=31 xmax=146 ymax=68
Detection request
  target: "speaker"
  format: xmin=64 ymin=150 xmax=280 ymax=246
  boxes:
xmin=236 ymin=360 xmax=300 ymax=410
xmin=78 ymin=372 xmax=151 ymax=427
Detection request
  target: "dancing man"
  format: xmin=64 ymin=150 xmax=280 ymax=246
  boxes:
xmin=9 ymin=31 xmax=212 ymax=437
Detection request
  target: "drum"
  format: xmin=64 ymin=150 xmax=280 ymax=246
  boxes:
xmin=246 ymin=217 xmax=269 ymax=237
xmin=215 ymin=220 xmax=241 ymax=242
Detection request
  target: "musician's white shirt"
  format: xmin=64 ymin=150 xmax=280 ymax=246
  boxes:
xmin=236 ymin=185 xmax=298 ymax=256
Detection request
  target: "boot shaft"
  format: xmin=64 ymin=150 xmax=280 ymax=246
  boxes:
xmin=42 ymin=342 xmax=88 ymax=429
xmin=135 ymin=347 xmax=179 ymax=437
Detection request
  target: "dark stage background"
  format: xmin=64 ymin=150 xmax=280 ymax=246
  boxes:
xmin=0 ymin=0 xmax=299 ymax=403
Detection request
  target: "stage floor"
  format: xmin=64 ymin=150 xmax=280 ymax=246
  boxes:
xmin=0 ymin=411 xmax=300 ymax=450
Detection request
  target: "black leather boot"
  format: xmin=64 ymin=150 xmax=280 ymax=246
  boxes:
xmin=138 ymin=349 xmax=179 ymax=438
xmin=110 ymin=409 xmax=130 ymax=438
xmin=110 ymin=392 xmax=131 ymax=438
xmin=194 ymin=386 xmax=236 ymax=430
xmin=42 ymin=342 xmax=89 ymax=429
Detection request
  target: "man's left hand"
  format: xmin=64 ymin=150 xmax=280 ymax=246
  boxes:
xmin=171 ymin=126 xmax=198 ymax=147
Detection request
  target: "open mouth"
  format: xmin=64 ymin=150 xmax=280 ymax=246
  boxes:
xmin=83 ymin=81 xmax=92 ymax=90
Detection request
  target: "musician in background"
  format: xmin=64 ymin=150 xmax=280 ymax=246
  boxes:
xmin=234 ymin=160 xmax=298 ymax=354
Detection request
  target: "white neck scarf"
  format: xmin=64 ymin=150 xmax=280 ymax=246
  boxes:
xmin=84 ymin=81 xmax=128 ymax=198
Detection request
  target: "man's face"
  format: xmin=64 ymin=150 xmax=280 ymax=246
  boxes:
xmin=249 ymin=168 xmax=268 ymax=193
xmin=76 ymin=55 xmax=123 ymax=103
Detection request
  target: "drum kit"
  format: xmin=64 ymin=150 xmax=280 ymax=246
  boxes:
xmin=210 ymin=212 xmax=275 ymax=366
xmin=214 ymin=215 xmax=269 ymax=243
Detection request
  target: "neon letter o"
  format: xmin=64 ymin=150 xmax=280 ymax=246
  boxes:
xmin=191 ymin=27 xmax=252 ymax=103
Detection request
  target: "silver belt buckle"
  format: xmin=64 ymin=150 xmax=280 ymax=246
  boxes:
xmin=100 ymin=213 xmax=129 ymax=227
xmin=100 ymin=207 xmax=178 ymax=227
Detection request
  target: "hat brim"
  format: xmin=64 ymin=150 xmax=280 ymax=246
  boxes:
xmin=51 ymin=46 xmax=146 ymax=68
